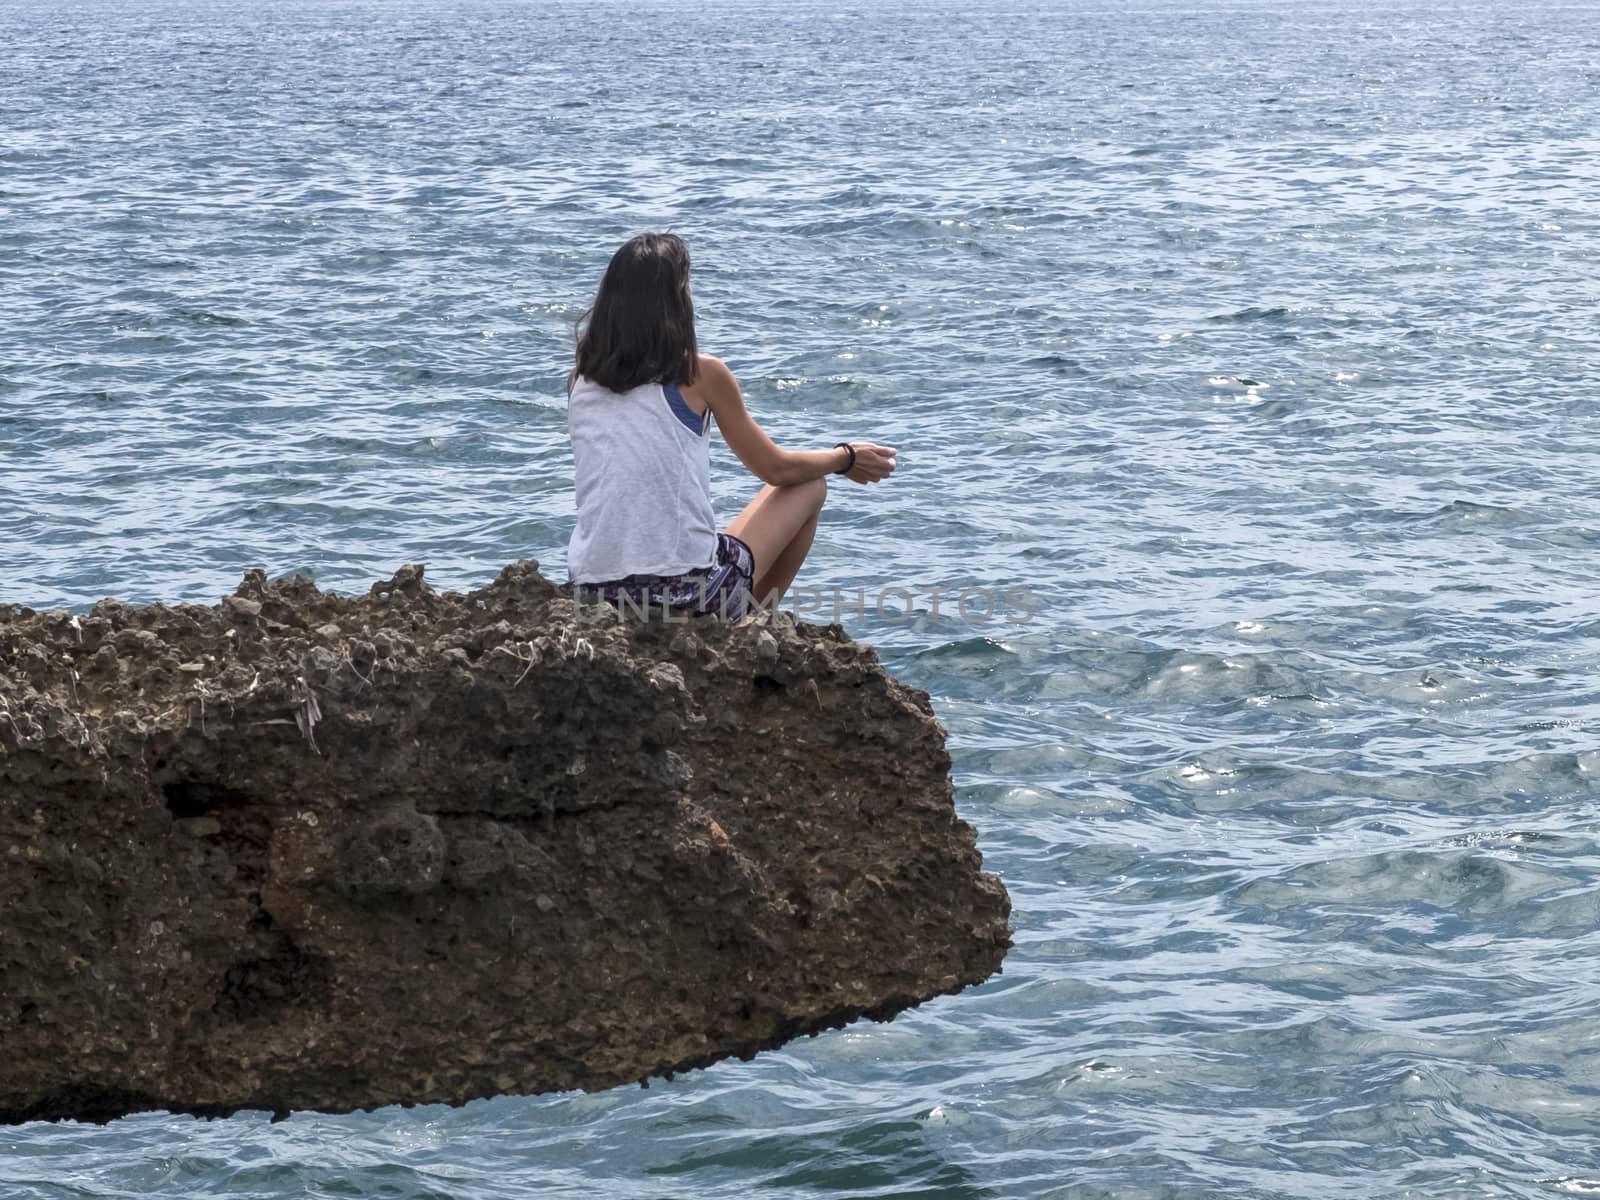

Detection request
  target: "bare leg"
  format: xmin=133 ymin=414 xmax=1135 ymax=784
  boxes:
xmin=751 ymin=507 xmax=820 ymax=605
xmin=724 ymin=477 xmax=827 ymax=607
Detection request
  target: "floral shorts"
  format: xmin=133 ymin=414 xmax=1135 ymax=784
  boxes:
xmin=576 ymin=533 xmax=756 ymax=619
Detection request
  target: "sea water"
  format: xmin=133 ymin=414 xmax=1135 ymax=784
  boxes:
xmin=3 ymin=0 xmax=1600 ymax=1195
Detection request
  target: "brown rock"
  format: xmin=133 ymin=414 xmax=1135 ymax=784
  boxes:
xmin=0 ymin=562 xmax=1010 ymax=1124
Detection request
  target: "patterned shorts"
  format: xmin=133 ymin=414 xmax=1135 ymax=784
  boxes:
xmin=575 ymin=533 xmax=756 ymax=620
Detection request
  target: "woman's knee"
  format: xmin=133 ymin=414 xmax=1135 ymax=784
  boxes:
xmin=796 ymin=474 xmax=827 ymax=513
xmin=769 ymin=475 xmax=826 ymax=515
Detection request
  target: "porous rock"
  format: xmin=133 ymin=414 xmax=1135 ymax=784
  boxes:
xmin=0 ymin=563 xmax=1010 ymax=1124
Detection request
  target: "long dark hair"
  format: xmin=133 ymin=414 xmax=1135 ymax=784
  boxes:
xmin=573 ymin=233 xmax=699 ymax=392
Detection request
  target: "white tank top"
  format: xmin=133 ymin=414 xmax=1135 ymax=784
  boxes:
xmin=566 ymin=374 xmax=719 ymax=584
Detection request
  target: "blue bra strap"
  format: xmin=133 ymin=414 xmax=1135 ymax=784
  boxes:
xmin=663 ymin=382 xmax=710 ymax=436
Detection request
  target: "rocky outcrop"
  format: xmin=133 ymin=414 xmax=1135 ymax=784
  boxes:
xmin=0 ymin=564 xmax=1011 ymax=1124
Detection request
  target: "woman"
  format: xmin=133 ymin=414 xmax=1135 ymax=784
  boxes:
xmin=566 ymin=233 xmax=896 ymax=617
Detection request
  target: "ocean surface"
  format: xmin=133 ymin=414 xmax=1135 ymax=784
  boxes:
xmin=4 ymin=0 xmax=1600 ymax=1194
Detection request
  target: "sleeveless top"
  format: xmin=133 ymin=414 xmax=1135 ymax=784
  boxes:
xmin=566 ymin=374 xmax=719 ymax=584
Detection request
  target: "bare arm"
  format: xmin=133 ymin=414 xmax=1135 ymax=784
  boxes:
xmin=688 ymin=355 xmax=896 ymax=487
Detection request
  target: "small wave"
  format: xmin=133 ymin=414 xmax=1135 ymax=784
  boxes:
xmin=914 ymin=636 xmax=1021 ymax=671
xmin=1204 ymin=306 xmax=1292 ymax=323
xmin=1236 ymin=846 xmax=1562 ymax=914
xmin=1330 ymin=663 xmax=1487 ymax=705
xmin=1205 ymin=374 xmax=1270 ymax=393
xmin=1535 ymin=526 xmax=1600 ymax=549
xmin=1410 ymin=499 xmax=1542 ymax=530
xmin=816 ymin=184 xmax=883 ymax=208
xmin=180 ymin=309 xmax=247 ymax=327
xmin=1023 ymin=353 xmax=1088 ymax=375
xmin=1008 ymin=153 xmax=1089 ymax=176
xmin=1133 ymin=648 xmax=1316 ymax=704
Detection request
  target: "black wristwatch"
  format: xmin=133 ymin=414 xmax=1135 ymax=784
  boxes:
xmin=834 ymin=442 xmax=856 ymax=474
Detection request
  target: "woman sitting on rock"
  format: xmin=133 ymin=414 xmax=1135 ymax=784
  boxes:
xmin=566 ymin=232 xmax=896 ymax=618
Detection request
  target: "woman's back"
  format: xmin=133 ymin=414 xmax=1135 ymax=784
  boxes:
xmin=566 ymin=374 xmax=719 ymax=585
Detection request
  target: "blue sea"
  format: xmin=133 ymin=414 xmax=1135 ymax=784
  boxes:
xmin=4 ymin=0 xmax=1600 ymax=1195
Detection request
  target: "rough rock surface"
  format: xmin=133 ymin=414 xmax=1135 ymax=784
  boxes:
xmin=0 ymin=563 xmax=1011 ymax=1124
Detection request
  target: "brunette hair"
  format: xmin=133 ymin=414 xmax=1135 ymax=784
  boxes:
xmin=573 ymin=233 xmax=699 ymax=392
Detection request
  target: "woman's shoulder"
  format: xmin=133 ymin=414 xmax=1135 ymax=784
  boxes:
xmin=684 ymin=354 xmax=738 ymax=408
xmin=692 ymin=354 xmax=740 ymax=392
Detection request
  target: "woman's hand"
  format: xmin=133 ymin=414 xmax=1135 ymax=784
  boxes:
xmin=843 ymin=442 xmax=897 ymax=484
